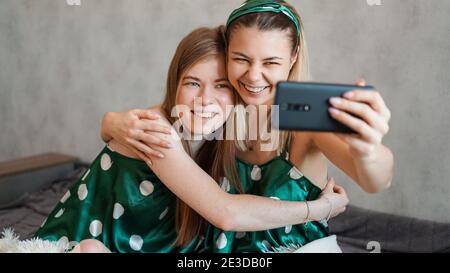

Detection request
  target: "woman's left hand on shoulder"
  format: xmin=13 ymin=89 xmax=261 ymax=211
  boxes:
xmin=328 ymin=79 xmax=391 ymax=160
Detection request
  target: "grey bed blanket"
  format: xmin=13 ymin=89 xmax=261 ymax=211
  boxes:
xmin=0 ymin=167 xmax=87 ymax=240
xmin=1 ymin=166 xmax=449 ymax=253
xmin=328 ymin=205 xmax=450 ymax=253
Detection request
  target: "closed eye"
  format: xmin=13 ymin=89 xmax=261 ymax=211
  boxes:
xmin=233 ymin=58 xmax=250 ymax=64
xmin=264 ymin=61 xmax=281 ymax=66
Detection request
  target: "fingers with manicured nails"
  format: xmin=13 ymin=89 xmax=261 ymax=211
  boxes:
xmin=135 ymin=131 xmax=172 ymax=149
xmin=128 ymin=146 xmax=153 ymax=166
xmin=322 ymin=184 xmax=332 ymax=193
xmin=127 ymin=120 xmax=172 ymax=136
xmin=329 ymin=98 xmax=388 ymax=134
xmin=127 ymin=145 xmax=152 ymax=165
xmin=141 ymin=121 xmax=173 ymax=135
xmin=343 ymin=90 xmax=391 ymax=122
xmin=356 ymin=78 xmax=366 ymax=86
xmin=127 ymin=111 xmax=172 ymax=135
xmin=333 ymin=81 xmax=391 ymax=137
xmin=124 ymin=123 xmax=172 ymax=150
xmin=333 ymin=185 xmax=348 ymax=199
xmin=323 ymin=178 xmax=335 ymax=192
xmin=329 ymin=108 xmax=382 ymax=144
xmin=126 ymin=139 xmax=164 ymax=158
xmin=327 ymin=177 xmax=336 ymax=186
xmin=132 ymin=109 xmax=161 ymax=120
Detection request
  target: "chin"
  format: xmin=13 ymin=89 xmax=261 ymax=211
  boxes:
xmin=188 ymin=117 xmax=223 ymax=137
xmin=242 ymin=96 xmax=274 ymax=107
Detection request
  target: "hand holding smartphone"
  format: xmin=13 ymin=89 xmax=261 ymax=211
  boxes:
xmin=273 ymin=81 xmax=374 ymax=133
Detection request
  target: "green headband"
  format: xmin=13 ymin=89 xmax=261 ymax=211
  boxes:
xmin=226 ymin=0 xmax=301 ymax=36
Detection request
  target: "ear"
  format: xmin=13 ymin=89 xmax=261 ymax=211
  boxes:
xmin=289 ymin=45 xmax=300 ymax=70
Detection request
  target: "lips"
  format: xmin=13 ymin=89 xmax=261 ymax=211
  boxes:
xmin=191 ymin=110 xmax=218 ymax=119
xmin=240 ymin=81 xmax=270 ymax=94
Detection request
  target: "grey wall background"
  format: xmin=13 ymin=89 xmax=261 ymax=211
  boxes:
xmin=1 ymin=0 xmax=449 ymax=222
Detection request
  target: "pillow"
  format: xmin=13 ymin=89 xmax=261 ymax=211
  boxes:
xmin=293 ymin=235 xmax=342 ymax=253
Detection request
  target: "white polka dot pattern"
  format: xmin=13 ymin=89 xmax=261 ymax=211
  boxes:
xmin=251 ymin=165 xmax=262 ymax=181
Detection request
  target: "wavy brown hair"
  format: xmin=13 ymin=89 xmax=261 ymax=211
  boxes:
xmin=160 ymin=26 xmax=239 ymax=247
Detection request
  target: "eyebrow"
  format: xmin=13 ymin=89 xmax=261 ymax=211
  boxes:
xmin=231 ymin=51 xmax=283 ymax=61
xmin=215 ymin=78 xmax=228 ymax=82
xmin=183 ymin=76 xmax=228 ymax=83
xmin=183 ymin=76 xmax=201 ymax=82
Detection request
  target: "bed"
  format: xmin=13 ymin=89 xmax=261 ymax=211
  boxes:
xmin=1 ymin=163 xmax=449 ymax=253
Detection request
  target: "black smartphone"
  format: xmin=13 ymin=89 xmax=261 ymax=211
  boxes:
xmin=273 ymin=81 xmax=374 ymax=133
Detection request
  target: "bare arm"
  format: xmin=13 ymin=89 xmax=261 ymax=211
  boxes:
xmin=312 ymin=133 xmax=393 ymax=193
xmin=312 ymin=81 xmax=394 ymax=193
xmin=101 ymin=109 xmax=173 ymax=164
xmin=149 ymin=127 xmax=346 ymax=231
xmin=101 ymin=108 xmax=348 ymax=231
xmin=100 ymin=112 xmax=114 ymax=143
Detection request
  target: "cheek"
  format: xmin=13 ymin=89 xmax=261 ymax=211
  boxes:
xmin=227 ymin=64 xmax=241 ymax=86
xmin=215 ymin=92 xmax=235 ymax=117
xmin=267 ymin=66 xmax=291 ymax=84
xmin=282 ymin=64 xmax=293 ymax=79
xmin=176 ymin=88 xmax=195 ymax=105
xmin=218 ymin=91 xmax=235 ymax=107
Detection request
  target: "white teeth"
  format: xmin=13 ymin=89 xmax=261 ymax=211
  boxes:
xmin=243 ymin=83 xmax=267 ymax=93
xmin=193 ymin=111 xmax=216 ymax=118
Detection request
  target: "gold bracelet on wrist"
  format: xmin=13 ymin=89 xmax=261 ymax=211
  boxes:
xmin=304 ymin=201 xmax=310 ymax=222
xmin=323 ymin=196 xmax=333 ymax=222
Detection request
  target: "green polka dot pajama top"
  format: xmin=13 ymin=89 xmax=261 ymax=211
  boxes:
xmin=203 ymin=149 xmax=330 ymax=253
xmin=35 ymin=145 xmax=202 ymax=253
xmin=36 ymin=145 xmax=328 ymax=253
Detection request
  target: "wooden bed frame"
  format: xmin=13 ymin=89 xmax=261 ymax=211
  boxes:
xmin=0 ymin=153 xmax=78 ymax=209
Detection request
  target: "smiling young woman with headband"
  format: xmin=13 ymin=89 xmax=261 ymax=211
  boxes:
xmin=205 ymin=0 xmax=392 ymax=252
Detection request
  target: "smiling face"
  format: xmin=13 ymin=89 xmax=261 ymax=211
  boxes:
xmin=227 ymin=26 xmax=297 ymax=106
xmin=176 ymin=55 xmax=234 ymax=136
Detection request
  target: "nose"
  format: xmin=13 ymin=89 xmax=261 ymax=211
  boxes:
xmin=246 ymin=63 xmax=263 ymax=83
xmin=197 ymin=85 xmax=214 ymax=105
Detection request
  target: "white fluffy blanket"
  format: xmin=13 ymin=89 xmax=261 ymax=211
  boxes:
xmin=0 ymin=228 xmax=341 ymax=253
xmin=0 ymin=228 xmax=69 ymax=253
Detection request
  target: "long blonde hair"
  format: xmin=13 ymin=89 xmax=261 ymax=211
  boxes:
xmin=161 ymin=26 xmax=240 ymax=247
xmin=224 ymin=0 xmax=310 ymax=181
